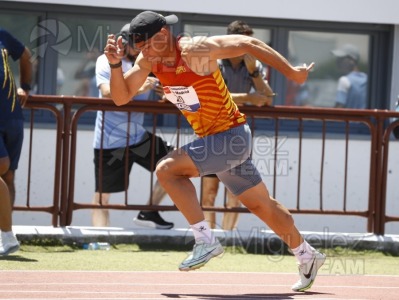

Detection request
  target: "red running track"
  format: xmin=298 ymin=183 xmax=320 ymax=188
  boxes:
xmin=0 ymin=270 xmax=398 ymax=299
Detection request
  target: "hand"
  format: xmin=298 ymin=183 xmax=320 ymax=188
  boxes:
xmin=153 ymin=81 xmax=165 ymax=99
xmin=136 ymin=77 xmax=160 ymax=96
xmin=291 ymin=62 xmax=315 ymax=84
xmin=17 ymin=87 xmax=29 ymax=107
xmin=243 ymin=54 xmax=257 ymax=73
xmin=248 ymin=92 xmax=273 ymax=107
xmin=143 ymin=77 xmax=159 ymax=92
xmin=103 ymin=34 xmax=125 ymax=64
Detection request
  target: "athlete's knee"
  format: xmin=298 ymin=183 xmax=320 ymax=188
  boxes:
xmin=201 ymin=178 xmax=219 ymax=205
xmin=155 ymin=159 xmax=169 ymax=181
xmin=93 ymin=193 xmax=110 ymax=205
xmin=155 ymin=155 xmax=178 ymax=183
xmin=201 ymin=191 xmax=217 ymax=206
xmin=226 ymin=191 xmax=240 ymax=208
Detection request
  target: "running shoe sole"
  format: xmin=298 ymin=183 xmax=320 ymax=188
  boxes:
xmin=133 ymin=218 xmax=173 ymax=229
xmin=292 ymin=252 xmax=326 ymax=292
xmin=179 ymin=244 xmax=224 ymax=271
xmin=0 ymin=244 xmax=20 ymax=256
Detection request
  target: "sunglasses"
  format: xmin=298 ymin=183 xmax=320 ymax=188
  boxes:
xmin=129 ymin=32 xmax=150 ymax=44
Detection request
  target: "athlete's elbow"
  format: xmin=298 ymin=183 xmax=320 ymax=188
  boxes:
xmin=112 ymin=96 xmax=130 ymax=106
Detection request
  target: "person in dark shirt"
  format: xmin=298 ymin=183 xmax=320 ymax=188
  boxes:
xmin=0 ymin=28 xmax=32 ymax=256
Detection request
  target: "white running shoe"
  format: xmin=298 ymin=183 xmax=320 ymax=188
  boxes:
xmin=179 ymin=240 xmax=224 ymax=271
xmin=0 ymin=231 xmax=20 ymax=256
xmin=291 ymin=251 xmax=326 ymax=292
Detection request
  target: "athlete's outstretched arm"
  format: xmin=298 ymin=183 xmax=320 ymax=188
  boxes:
xmin=180 ymin=35 xmax=313 ymax=84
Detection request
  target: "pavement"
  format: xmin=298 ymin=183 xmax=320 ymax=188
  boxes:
xmin=13 ymin=225 xmax=399 ymax=255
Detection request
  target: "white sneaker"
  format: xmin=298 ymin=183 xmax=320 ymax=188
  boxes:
xmin=291 ymin=251 xmax=326 ymax=292
xmin=0 ymin=231 xmax=20 ymax=256
xmin=179 ymin=240 xmax=224 ymax=271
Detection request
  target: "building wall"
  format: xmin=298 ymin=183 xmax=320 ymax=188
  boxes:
xmin=14 ymin=0 xmax=399 ymax=24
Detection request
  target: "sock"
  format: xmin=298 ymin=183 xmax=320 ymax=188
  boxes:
xmin=190 ymin=220 xmax=215 ymax=244
xmin=292 ymin=241 xmax=315 ymax=264
xmin=2 ymin=231 xmax=14 ymax=237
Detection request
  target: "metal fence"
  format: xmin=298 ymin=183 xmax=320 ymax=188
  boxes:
xmin=15 ymin=95 xmax=399 ymax=235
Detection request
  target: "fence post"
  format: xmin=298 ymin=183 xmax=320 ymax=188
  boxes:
xmin=372 ymin=115 xmax=385 ymax=235
xmin=58 ymin=98 xmax=73 ymax=226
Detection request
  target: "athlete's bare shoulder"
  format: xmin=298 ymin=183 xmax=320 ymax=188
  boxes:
xmin=178 ymin=36 xmax=219 ymax=75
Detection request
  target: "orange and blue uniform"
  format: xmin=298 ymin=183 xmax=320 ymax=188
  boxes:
xmin=153 ymin=48 xmax=246 ymax=137
xmin=152 ymin=44 xmax=261 ymax=196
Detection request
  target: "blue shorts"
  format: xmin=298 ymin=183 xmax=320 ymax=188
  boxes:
xmin=0 ymin=119 xmax=24 ymax=170
xmin=182 ymin=124 xmax=262 ymax=196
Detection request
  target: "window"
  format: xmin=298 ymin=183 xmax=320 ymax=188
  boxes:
xmin=48 ymin=15 xmax=126 ymax=97
xmin=0 ymin=11 xmax=43 ymax=94
xmin=1 ymin=4 xmax=392 ymax=125
xmin=184 ymin=23 xmax=271 ymax=77
xmin=287 ymin=31 xmax=369 ymax=108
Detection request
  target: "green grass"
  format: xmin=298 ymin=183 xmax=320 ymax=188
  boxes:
xmin=1 ymin=243 xmax=398 ymax=276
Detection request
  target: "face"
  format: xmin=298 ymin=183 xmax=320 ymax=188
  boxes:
xmin=131 ymin=29 xmax=168 ymax=57
xmin=132 ymin=38 xmax=152 ymax=53
xmin=336 ymin=56 xmax=356 ymax=74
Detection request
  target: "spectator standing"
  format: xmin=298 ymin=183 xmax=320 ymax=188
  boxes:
xmin=92 ymin=24 xmax=173 ymax=229
xmin=202 ymin=20 xmax=275 ymax=230
xmin=332 ymin=44 xmax=367 ymax=109
xmin=0 ymin=28 xmax=32 ymax=255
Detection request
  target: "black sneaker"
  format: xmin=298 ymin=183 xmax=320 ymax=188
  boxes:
xmin=133 ymin=211 xmax=174 ymax=229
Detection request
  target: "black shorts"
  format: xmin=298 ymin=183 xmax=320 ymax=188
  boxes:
xmin=94 ymin=132 xmax=173 ymax=193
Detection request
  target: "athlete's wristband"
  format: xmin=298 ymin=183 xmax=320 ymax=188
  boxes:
xmin=109 ymin=61 xmax=122 ymax=69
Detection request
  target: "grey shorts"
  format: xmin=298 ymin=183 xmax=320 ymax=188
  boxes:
xmin=182 ymin=124 xmax=262 ymax=195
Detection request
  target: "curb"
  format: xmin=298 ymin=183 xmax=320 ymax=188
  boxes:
xmin=13 ymin=225 xmax=399 ymax=255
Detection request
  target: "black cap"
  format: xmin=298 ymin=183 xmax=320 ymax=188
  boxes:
xmin=118 ymin=23 xmax=130 ymax=45
xmin=129 ymin=11 xmax=178 ymax=44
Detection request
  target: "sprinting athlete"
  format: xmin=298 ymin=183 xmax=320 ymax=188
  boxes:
xmin=104 ymin=11 xmax=326 ymax=292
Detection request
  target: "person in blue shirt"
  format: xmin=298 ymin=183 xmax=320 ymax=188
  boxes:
xmin=0 ymin=28 xmax=32 ymax=255
xmin=332 ymin=44 xmax=367 ymax=109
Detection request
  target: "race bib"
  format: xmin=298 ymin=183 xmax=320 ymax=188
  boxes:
xmin=163 ymin=86 xmax=201 ymax=112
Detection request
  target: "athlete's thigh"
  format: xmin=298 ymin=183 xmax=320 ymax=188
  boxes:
xmin=217 ymin=158 xmax=262 ymax=196
xmin=157 ymin=148 xmax=200 ymax=177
